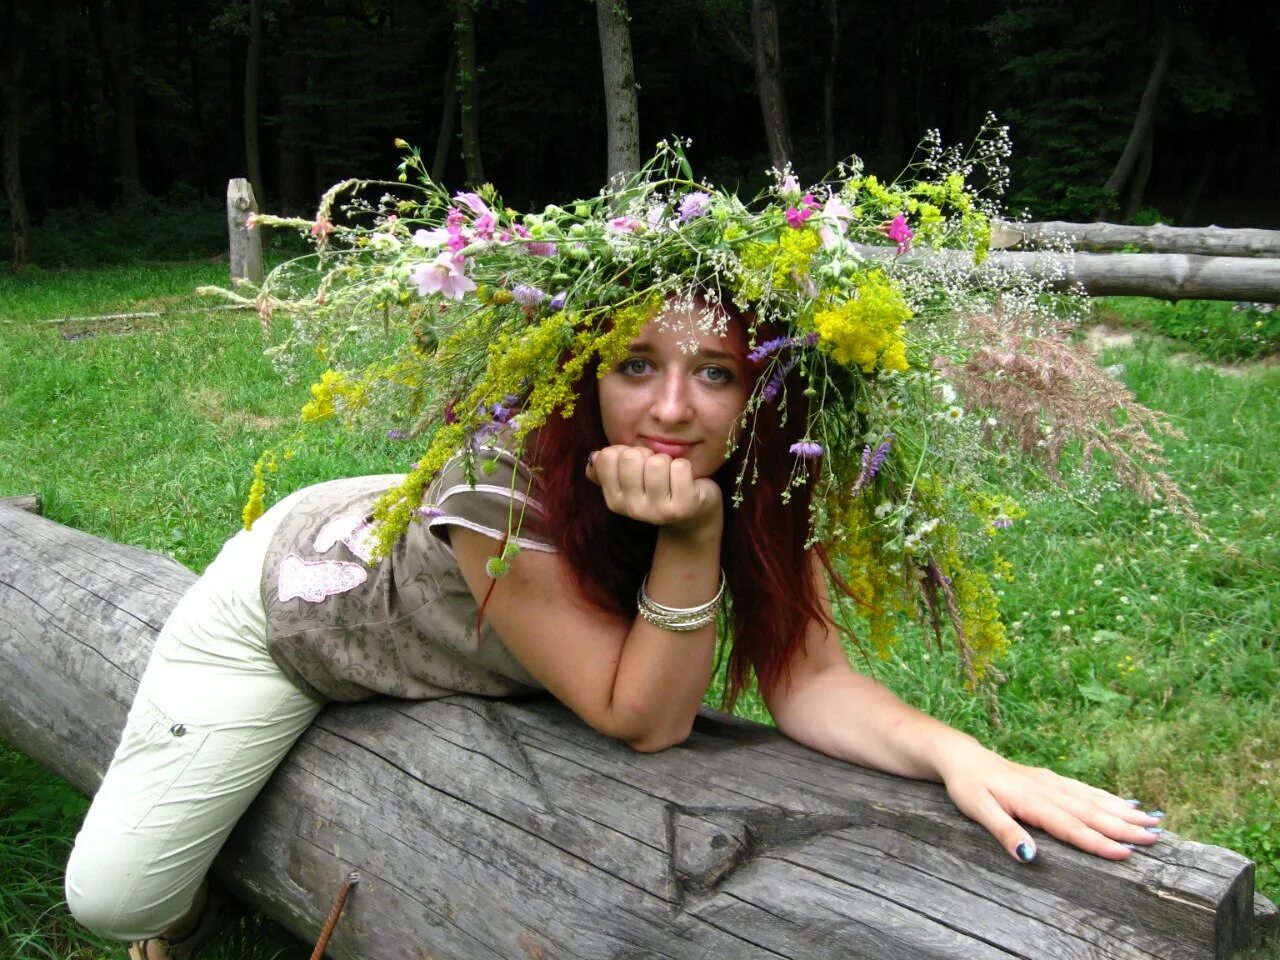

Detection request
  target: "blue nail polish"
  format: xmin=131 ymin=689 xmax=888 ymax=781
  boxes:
xmin=1147 ymin=810 xmax=1165 ymax=818
xmin=1122 ymin=842 xmax=1138 ymax=849
xmin=1145 ymin=826 xmax=1163 ymax=834
xmin=1015 ymin=841 xmax=1037 ymax=863
xmin=1124 ymin=798 xmax=1142 ymax=807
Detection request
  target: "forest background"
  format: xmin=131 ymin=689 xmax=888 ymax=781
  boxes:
xmin=2 ymin=0 xmax=1279 ymax=270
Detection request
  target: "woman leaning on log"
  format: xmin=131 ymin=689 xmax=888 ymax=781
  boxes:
xmin=65 ymin=144 xmax=1173 ymax=959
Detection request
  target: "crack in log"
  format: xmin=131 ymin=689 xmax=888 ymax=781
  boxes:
xmin=797 ymin=835 xmax=1174 ymax=960
xmin=665 ymin=806 xmax=860 ymax=911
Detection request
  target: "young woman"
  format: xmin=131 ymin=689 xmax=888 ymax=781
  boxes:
xmin=64 ymin=298 xmax=1164 ymax=960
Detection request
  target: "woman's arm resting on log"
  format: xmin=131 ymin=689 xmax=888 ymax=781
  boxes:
xmin=762 ymin=555 xmax=1165 ymax=862
xmin=450 ymin=452 xmax=722 ymax=754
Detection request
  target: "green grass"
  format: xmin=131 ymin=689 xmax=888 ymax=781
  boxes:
xmin=1 ymin=270 xmax=1277 ymax=957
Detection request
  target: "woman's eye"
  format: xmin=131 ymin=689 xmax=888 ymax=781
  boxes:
xmin=620 ymin=358 xmax=651 ymax=375
xmin=700 ymin=365 xmax=735 ymax=384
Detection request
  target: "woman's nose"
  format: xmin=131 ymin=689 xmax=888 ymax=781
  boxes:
xmin=650 ymin=373 xmax=693 ymax=423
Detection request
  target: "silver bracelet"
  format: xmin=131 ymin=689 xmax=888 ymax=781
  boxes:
xmin=635 ymin=570 xmax=726 ymax=632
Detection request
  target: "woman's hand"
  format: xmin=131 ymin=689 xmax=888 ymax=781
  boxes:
xmin=586 ymin=445 xmax=723 ymax=536
xmin=938 ymin=743 xmax=1164 ymax=862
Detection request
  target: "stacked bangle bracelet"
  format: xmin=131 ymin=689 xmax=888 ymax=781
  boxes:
xmin=636 ymin=570 xmax=726 ymax=633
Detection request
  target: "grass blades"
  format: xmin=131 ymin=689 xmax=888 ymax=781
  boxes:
xmin=1 ymin=263 xmax=1277 ymax=957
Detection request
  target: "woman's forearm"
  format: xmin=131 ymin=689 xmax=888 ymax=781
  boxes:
xmin=770 ymin=664 xmax=985 ymax=780
xmin=607 ymin=524 xmax=723 ymax=751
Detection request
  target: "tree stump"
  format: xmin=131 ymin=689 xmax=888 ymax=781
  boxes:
xmin=0 ymin=502 xmax=1273 ymax=959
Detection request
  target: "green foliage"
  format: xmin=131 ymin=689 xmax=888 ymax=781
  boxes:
xmin=1096 ymin=297 xmax=1280 ymax=362
xmin=12 ymin=185 xmax=226 ymax=268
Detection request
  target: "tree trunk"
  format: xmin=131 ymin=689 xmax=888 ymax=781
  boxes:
xmin=1180 ymin=140 xmax=1217 ymax=226
xmin=596 ymin=0 xmax=640 ymax=183
xmin=0 ymin=503 xmax=1274 ymax=960
xmin=430 ymin=49 xmax=457 ymax=184
xmin=87 ymin=0 xmax=142 ymax=197
xmin=1123 ymin=133 xmax=1155 ymax=222
xmin=244 ymin=0 xmax=265 ymax=208
xmin=751 ymin=0 xmax=793 ymax=171
xmin=822 ymin=0 xmax=839 ymax=169
xmin=227 ymin=178 xmax=263 ymax=286
xmin=1100 ymin=0 xmax=1173 ymax=212
xmin=275 ymin=0 xmax=310 ymax=216
xmin=991 ymin=221 xmax=1280 ymax=258
xmin=0 ymin=0 xmax=29 ymax=267
xmin=454 ymin=0 xmax=484 ymax=186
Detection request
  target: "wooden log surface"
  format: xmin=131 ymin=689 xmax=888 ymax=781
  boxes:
xmin=0 ymin=502 xmax=1274 ymax=960
xmin=992 ymin=222 xmax=1280 ymax=259
xmin=850 ymin=243 xmax=1280 ymax=303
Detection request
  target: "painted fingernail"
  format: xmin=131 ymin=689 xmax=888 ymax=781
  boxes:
xmin=1122 ymin=842 xmax=1139 ymax=849
xmin=1124 ymin=798 xmax=1142 ymax=807
xmin=1147 ymin=810 xmax=1165 ymax=819
xmin=1015 ymin=841 xmax=1037 ymax=863
xmin=1145 ymin=826 xmax=1164 ymax=834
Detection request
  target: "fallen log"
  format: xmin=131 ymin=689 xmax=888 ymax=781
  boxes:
xmin=992 ymin=222 xmax=1280 ymax=259
xmin=0 ymin=502 xmax=1274 ymax=959
xmin=851 ymin=243 xmax=1280 ymax=303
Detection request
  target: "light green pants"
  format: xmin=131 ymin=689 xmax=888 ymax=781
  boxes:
xmin=65 ymin=488 xmax=323 ymax=941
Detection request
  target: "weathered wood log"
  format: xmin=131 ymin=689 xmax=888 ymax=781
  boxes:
xmin=0 ymin=502 xmax=1274 ymax=960
xmin=0 ymin=493 xmax=40 ymax=513
xmin=227 ymin=177 xmax=264 ymax=286
xmin=851 ymin=243 xmax=1280 ymax=303
xmin=992 ymin=221 xmax=1280 ymax=259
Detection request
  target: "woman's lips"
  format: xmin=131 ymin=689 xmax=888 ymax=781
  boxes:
xmin=639 ymin=437 xmax=695 ymax=457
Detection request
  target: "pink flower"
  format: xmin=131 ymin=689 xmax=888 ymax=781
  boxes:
xmin=446 ymin=228 xmax=468 ymax=254
xmin=785 ymin=206 xmax=814 ymax=229
xmin=311 ymin=216 xmax=334 ymax=239
xmin=446 ymin=207 xmax=467 ymax=230
xmin=472 ymin=212 xmax=496 ymax=240
xmin=453 ymin=192 xmax=491 ymax=217
xmin=409 ymin=252 xmax=477 ymax=301
xmin=608 ymin=216 xmax=641 ymax=234
xmin=801 ymin=193 xmax=821 ymax=209
xmin=527 ymin=240 xmax=558 ymax=257
xmin=245 ymin=212 xmax=258 ymax=231
xmin=780 ymin=174 xmax=800 ymax=196
xmin=818 ymin=195 xmax=853 ymax=249
xmin=412 ymin=227 xmax=451 ymax=249
xmin=883 ymin=214 xmax=914 ymax=255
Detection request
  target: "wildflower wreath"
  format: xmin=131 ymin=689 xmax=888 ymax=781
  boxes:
xmin=214 ymin=118 xmax=1194 ymax=688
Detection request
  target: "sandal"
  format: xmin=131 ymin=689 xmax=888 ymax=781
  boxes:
xmin=126 ymin=882 xmax=232 ymax=960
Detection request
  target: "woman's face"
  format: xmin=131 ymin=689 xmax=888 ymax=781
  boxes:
xmin=597 ymin=303 xmax=752 ymax=479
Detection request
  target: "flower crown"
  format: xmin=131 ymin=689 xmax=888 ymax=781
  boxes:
xmin=222 ymin=118 xmax=1193 ymax=689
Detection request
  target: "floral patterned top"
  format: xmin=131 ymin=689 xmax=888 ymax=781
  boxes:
xmin=258 ymin=447 xmax=554 ymax=702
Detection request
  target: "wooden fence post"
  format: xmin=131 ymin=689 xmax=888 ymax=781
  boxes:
xmin=227 ymin=178 xmax=264 ymax=285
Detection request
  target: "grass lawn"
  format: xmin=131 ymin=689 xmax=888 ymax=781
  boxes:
xmin=1 ymin=264 xmax=1276 ymax=958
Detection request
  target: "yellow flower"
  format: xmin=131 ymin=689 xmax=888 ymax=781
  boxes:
xmin=812 ymin=271 xmax=911 ymax=372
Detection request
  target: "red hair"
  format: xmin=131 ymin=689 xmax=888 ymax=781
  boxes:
xmin=525 ymin=324 xmax=827 ymax=711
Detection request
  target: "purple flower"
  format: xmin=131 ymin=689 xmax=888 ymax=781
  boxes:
xmin=762 ymin=357 xmax=797 ymax=402
xmin=993 ymin=516 xmax=1014 ymax=529
xmin=748 ymin=332 xmax=817 ymax=363
xmin=417 ymin=505 xmax=446 ymax=520
xmin=785 ymin=206 xmax=814 ymax=229
xmin=677 ymin=191 xmax=712 ymax=222
xmin=790 ymin=440 xmax=823 ymax=459
xmin=527 ymin=240 xmax=558 ymax=257
xmin=386 ymin=428 xmax=407 ymax=441
xmin=548 ymin=291 xmax=567 ymax=311
xmin=513 ymin=284 xmax=546 ymax=306
xmin=852 ymin=435 xmax=893 ymax=493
